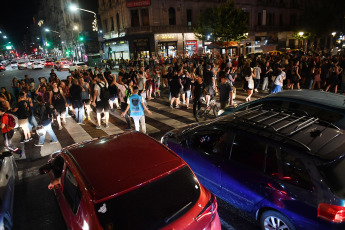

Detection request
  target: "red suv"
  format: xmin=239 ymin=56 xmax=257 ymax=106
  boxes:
xmin=40 ymin=132 xmax=221 ymax=230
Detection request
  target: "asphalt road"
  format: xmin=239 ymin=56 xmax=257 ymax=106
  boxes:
xmin=3 ymin=66 xmax=262 ymax=230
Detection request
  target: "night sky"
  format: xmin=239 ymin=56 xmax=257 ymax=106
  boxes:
xmin=0 ymin=0 xmax=98 ymax=48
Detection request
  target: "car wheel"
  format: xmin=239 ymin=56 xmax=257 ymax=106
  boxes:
xmin=260 ymin=210 xmax=295 ymax=230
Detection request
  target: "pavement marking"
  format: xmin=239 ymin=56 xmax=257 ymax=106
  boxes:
xmin=219 ymin=217 xmax=236 ymax=230
xmin=64 ymin=117 xmax=92 ymax=142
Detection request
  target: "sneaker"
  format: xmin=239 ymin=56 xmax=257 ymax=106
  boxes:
xmin=24 ymin=139 xmax=30 ymax=143
xmin=175 ymin=105 xmax=180 ymax=109
xmin=29 ymin=137 xmax=33 ymax=141
xmin=35 ymin=143 xmax=44 ymax=147
xmin=50 ymin=141 xmax=58 ymax=144
xmin=78 ymin=122 xmax=85 ymax=125
xmin=110 ymin=108 xmax=115 ymax=112
xmin=96 ymin=125 xmax=101 ymax=129
xmin=58 ymin=126 xmax=63 ymax=130
xmin=20 ymin=140 xmax=25 ymax=143
xmin=254 ymin=89 xmax=258 ymax=92
xmin=170 ymin=105 xmax=174 ymax=109
xmin=104 ymin=124 xmax=110 ymax=128
xmin=8 ymin=145 xmax=18 ymax=152
xmin=183 ymin=101 xmax=186 ymax=105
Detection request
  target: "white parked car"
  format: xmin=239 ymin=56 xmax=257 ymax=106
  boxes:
xmin=10 ymin=61 xmax=17 ymax=69
xmin=31 ymin=62 xmax=44 ymax=69
xmin=17 ymin=61 xmax=27 ymax=70
xmin=69 ymin=62 xmax=88 ymax=72
xmin=0 ymin=151 xmax=18 ymax=230
xmin=26 ymin=60 xmax=34 ymax=68
xmin=40 ymin=59 xmax=46 ymax=65
xmin=60 ymin=61 xmax=70 ymax=70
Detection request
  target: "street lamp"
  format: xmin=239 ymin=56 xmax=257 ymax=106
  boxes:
xmin=3 ymin=35 xmax=7 ymax=39
xmin=69 ymin=4 xmax=98 ymax=31
xmin=332 ymin=32 xmax=336 ymax=37
xmin=45 ymin=28 xmax=60 ymax=37
xmin=298 ymin=32 xmax=304 ymax=36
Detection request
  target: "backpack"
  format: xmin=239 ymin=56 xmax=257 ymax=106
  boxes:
xmin=7 ymin=113 xmax=18 ymax=129
xmin=97 ymin=83 xmax=110 ymax=102
xmin=123 ymin=86 xmax=132 ymax=103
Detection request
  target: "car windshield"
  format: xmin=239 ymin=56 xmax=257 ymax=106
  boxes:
xmin=77 ymin=63 xmax=85 ymax=66
xmin=94 ymin=166 xmax=200 ymax=230
xmin=319 ymin=155 xmax=345 ymax=199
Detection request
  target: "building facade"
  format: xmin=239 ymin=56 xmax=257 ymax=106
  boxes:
xmin=99 ymin=0 xmax=327 ymax=59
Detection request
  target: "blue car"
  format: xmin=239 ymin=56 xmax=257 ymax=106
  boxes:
xmin=220 ymin=90 xmax=345 ymax=129
xmin=0 ymin=152 xmax=17 ymax=230
xmin=162 ymin=107 xmax=345 ymax=230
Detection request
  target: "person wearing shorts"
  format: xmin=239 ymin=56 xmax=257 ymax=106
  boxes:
xmin=50 ymin=82 xmax=67 ymax=130
xmin=79 ymin=77 xmax=91 ymax=120
xmin=92 ymin=74 xmax=110 ymax=129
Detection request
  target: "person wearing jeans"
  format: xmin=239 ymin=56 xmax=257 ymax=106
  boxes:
xmin=121 ymin=86 xmax=151 ymax=133
xmin=37 ymin=120 xmax=58 ymax=146
xmin=35 ymin=95 xmax=59 ymax=146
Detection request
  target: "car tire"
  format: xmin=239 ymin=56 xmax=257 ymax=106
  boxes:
xmin=260 ymin=210 xmax=296 ymax=230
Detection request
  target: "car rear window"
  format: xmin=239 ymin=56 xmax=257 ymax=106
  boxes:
xmin=319 ymin=156 xmax=345 ymax=199
xmin=94 ymin=166 xmax=200 ymax=230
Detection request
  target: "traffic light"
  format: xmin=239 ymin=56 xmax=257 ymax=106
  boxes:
xmin=79 ymin=35 xmax=84 ymax=41
xmin=46 ymin=42 xmax=50 ymax=47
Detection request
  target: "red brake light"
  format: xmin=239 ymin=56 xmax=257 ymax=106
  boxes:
xmin=318 ymin=203 xmax=345 ymax=223
xmin=195 ymin=194 xmax=217 ymax=222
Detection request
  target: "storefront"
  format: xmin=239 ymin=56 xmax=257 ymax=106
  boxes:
xmin=158 ymin=41 xmax=177 ymax=57
xmin=106 ymin=41 xmax=130 ymax=61
xmin=185 ymin=40 xmax=197 ymax=55
xmin=132 ymin=37 xmax=151 ymax=58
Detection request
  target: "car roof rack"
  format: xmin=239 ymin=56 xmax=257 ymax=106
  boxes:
xmin=230 ymin=105 xmax=342 ymax=153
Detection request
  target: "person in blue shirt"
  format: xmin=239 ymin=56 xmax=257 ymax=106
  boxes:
xmin=121 ymin=86 xmax=151 ymax=133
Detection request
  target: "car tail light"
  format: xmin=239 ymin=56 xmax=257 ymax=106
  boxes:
xmin=318 ymin=203 xmax=345 ymax=223
xmin=195 ymin=194 xmax=217 ymax=222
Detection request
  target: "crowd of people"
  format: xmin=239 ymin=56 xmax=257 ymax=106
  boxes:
xmin=1 ymin=50 xmax=345 ymax=152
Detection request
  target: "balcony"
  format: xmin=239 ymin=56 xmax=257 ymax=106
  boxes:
xmin=125 ymin=25 xmax=194 ymax=35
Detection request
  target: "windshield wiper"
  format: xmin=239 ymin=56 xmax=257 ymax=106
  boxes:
xmin=164 ymin=202 xmax=192 ymax=223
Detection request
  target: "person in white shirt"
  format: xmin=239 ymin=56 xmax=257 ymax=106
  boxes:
xmin=253 ymin=63 xmax=261 ymax=92
xmin=272 ymin=65 xmax=286 ymax=93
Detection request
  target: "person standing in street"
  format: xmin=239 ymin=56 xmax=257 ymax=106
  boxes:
xmin=0 ymin=106 xmax=19 ymax=153
xmin=114 ymin=74 xmax=133 ymax=130
xmin=70 ymin=79 xmax=84 ymax=125
xmin=35 ymin=96 xmax=58 ymax=147
xmin=92 ymin=73 xmax=110 ymax=129
xmin=192 ymin=75 xmax=206 ymax=118
xmin=218 ymin=75 xmax=233 ymax=109
xmin=121 ymin=86 xmax=151 ymax=133
xmin=12 ymin=92 xmax=31 ymax=142
xmin=203 ymin=65 xmax=216 ymax=106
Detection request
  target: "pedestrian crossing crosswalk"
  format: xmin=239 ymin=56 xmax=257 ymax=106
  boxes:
xmin=8 ymin=90 xmax=267 ymax=161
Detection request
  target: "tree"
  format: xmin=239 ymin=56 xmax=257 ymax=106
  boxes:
xmin=194 ymin=0 xmax=248 ymax=53
xmin=215 ymin=0 xmax=248 ymax=51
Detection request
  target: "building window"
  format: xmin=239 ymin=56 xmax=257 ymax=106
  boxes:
xmin=258 ymin=12 xmax=262 ymax=26
xmin=279 ymin=14 xmax=283 ymax=26
xmin=290 ymin=14 xmax=296 ymax=26
xmin=131 ymin=9 xmax=140 ymax=27
xmin=103 ymin=19 xmax=108 ymax=32
xmin=141 ymin=8 xmax=149 ymax=26
xmin=169 ymin=7 xmax=176 ymax=25
xmin=110 ymin=17 xmax=114 ymax=31
xmin=116 ymin=13 xmax=120 ymax=31
xmin=187 ymin=9 xmax=192 ymax=26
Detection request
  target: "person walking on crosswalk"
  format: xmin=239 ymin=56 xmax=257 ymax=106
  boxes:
xmin=92 ymin=73 xmax=110 ymax=129
xmin=121 ymin=86 xmax=151 ymax=133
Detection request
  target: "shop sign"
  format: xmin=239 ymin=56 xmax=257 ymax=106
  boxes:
xmin=159 ymin=34 xmax=177 ymax=40
xmin=186 ymin=40 xmax=197 ymax=51
xmin=133 ymin=38 xmax=149 ymax=48
xmin=126 ymin=0 xmax=150 ymax=8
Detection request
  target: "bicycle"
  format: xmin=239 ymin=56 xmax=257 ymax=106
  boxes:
xmin=195 ymin=99 xmax=219 ymax=122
